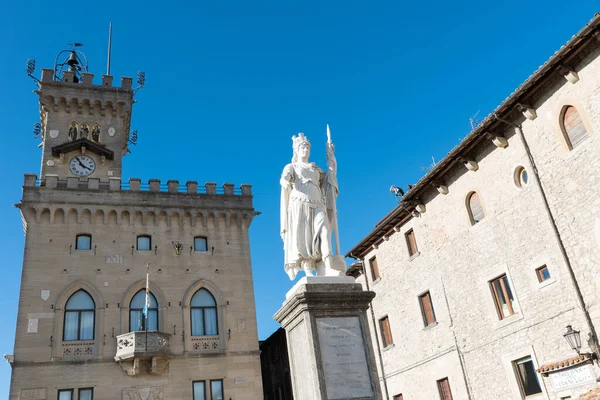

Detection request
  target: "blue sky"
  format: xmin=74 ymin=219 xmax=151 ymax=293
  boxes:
xmin=0 ymin=0 xmax=598 ymax=395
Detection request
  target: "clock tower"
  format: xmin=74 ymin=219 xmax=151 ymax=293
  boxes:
xmin=37 ymin=49 xmax=135 ymax=183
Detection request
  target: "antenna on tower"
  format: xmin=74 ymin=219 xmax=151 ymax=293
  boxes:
xmin=107 ymin=22 xmax=113 ymax=75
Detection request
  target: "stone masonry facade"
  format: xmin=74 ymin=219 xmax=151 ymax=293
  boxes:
xmin=347 ymin=14 xmax=600 ymax=400
xmin=9 ymin=60 xmax=263 ymax=399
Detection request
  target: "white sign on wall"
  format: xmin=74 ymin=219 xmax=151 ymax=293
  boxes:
xmin=550 ymin=364 xmax=596 ymax=390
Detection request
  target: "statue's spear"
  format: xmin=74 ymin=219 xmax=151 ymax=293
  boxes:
xmin=326 ymin=124 xmax=341 ymax=256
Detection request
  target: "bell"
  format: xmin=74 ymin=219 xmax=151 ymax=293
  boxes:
xmin=66 ymin=51 xmax=79 ymax=67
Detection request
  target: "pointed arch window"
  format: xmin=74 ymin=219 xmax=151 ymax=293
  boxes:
xmin=467 ymin=192 xmax=485 ymax=225
xmin=63 ymin=290 xmax=95 ymax=341
xmin=129 ymin=289 xmax=158 ymax=332
xmin=191 ymin=289 xmax=218 ymax=336
xmin=562 ymin=106 xmax=589 ymax=149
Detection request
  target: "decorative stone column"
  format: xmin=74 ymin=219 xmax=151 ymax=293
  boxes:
xmin=274 ymin=276 xmax=382 ymax=400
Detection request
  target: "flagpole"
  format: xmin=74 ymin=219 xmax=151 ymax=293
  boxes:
xmin=145 ymin=263 xmax=149 ymax=352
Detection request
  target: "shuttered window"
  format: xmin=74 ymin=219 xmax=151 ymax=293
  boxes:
xmin=393 ymin=395 xmax=404 ymax=400
xmin=405 ymin=229 xmax=418 ymax=257
xmin=369 ymin=256 xmax=380 ymax=281
xmin=490 ymin=274 xmax=518 ymax=320
xmin=563 ymin=106 xmax=589 ymax=149
xmin=379 ymin=316 xmax=393 ymax=347
xmin=419 ymin=291 xmax=436 ymax=327
xmin=468 ymin=192 xmax=485 ymax=225
xmin=437 ymin=378 xmax=453 ymax=400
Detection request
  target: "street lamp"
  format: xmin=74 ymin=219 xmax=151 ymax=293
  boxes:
xmin=564 ymin=325 xmax=582 ymax=354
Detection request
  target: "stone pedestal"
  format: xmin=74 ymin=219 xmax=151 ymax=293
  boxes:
xmin=274 ymin=276 xmax=382 ymax=400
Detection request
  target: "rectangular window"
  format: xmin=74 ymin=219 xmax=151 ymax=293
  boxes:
xmin=536 ymin=265 xmax=551 ymax=283
xmin=78 ymin=388 xmax=93 ymax=400
xmin=405 ymin=229 xmax=418 ymax=257
xmin=513 ymin=356 xmax=542 ymax=398
xmin=379 ymin=316 xmax=393 ymax=347
xmin=490 ymin=274 xmax=518 ymax=319
xmin=58 ymin=390 xmax=73 ymax=400
xmin=419 ymin=291 xmax=436 ymax=327
xmin=137 ymin=235 xmax=151 ymax=251
xmin=437 ymin=378 xmax=453 ymax=400
xmin=369 ymin=256 xmax=380 ymax=281
xmin=193 ymin=381 xmax=206 ymax=400
xmin=393 ymin=395 xmax=404 ymax=400
xmin=76 ymin=234 xmax=92 ymax=250
xmin=194 ymin=236 xmax=208 ymax=252
xmin=210 ymin=379 xmax=224 ymax=400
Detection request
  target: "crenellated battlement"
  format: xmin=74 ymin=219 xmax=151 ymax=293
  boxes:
xmin=23 ymin=174 xmax=252 ymax=197
xmin=40 ymin=68 xmax=133 ymax=91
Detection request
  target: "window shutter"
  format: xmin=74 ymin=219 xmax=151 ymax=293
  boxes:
xmin=437 ymin=378 xmax=453 ymax=400
xmin=420 ymin=292 xmax=436 ymax=326
xmin=563 ymin=106 xmax=589 ymax=149
xmin=469 ymin=193 xmax=484 ymax=224
xmin=406 ymin=230 xmax=418 ymax=256
xmin=379 ymin=317 xmax=393 ymax=347
xmin=370 ymin=257 xmax=380 ymax=280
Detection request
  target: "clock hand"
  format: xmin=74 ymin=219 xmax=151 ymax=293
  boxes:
xmin=77 ymin=158 xmax=91 ymax=170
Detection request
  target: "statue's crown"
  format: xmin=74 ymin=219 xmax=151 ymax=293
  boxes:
xmin=292 ymin=133 xmax=310 ymax=149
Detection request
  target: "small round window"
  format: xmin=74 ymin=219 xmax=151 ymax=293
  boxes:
xmin=514 ymin=166 xmax=528 ymax=188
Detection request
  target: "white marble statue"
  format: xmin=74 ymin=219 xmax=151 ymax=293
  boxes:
xmin=280 ymin=127 xmax=346 ymax=280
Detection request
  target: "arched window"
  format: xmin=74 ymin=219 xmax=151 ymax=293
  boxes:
xmin=63 ymin=290 xmax=95 ymax=341
xmin=190 ymin=289 xmax=218 ymax=336
xmin=129 ymin=289 xmax=158 ymax=332
xmin=467 ymin=192 xmax=485 ymax=225
xmin=562 ymin=106 xmax=589 ymax=149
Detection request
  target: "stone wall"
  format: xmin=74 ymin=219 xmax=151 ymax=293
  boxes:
xmin=351 ymin=26 xmax=600 ymax=400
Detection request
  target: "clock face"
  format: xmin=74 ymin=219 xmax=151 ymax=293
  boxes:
xmin=69 ymin=155 xmax=96 ymax=177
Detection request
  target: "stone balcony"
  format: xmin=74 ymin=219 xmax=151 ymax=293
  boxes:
xmin=115 ymin=331 xmax=171 ymax=376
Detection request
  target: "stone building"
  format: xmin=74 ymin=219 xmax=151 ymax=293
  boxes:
xmin=8 ymin=52 xmax=263 ymax=399
xmin=259 ymin=328 xmax=293 ymax=400
xmin=347 ymin=14 xmax=600 ymax=400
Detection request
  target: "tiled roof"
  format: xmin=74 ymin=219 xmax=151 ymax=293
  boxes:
xmin=536 ymin=353 xmax=593 ymax=373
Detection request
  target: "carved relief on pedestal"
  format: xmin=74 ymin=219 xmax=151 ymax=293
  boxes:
xmin=122 ymin=385 xmax=165 ymax=400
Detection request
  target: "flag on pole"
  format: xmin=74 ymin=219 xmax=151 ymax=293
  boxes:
xmin=142 ymin=264 xmax=150 ymax=318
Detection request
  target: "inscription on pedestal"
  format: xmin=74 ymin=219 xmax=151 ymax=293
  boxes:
xmin=317 ymin=316 xmax=374 ymax=399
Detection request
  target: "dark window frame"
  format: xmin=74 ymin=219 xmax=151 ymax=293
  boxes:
xmin=58 ymin=389 xmax=74 ymax=400
xmin=536 ymin=265 xmax=551 ymax=283
xmin=490 ymin=274 xmax=517 ymax=320
xmin=405 ymin=229 xmax=418 ymax=257
xmin=136 ymin=235 xmax=152 ymax=251
xmin=369 ymin=256 xmax=380 ymax=281
xmin=78 ymin=388 xmax=94 ymax=400
xmin=190 ymin=289 xmax=219 ymax=337
xmin=63 ymin=290 xmax=96 ymax=341
xmin=379 ymin=316 xmax=393 ymax=347
xmin=419 ymin=291 xmax=437 ymax=327
xmin=192 ymin=381 xmax=206 ymax=400
xmin=437 ymin=377 xmax=454 ymax=400
xmin=129 ymin=289 xmax=159 ymax=332
xmin=210 ymin=379 xmax=224 ymax=400
xmin=194 ymin=236 xmax=208 ymax=252
xmin=513 ymin=356 xmax=543 ymax=398
xmin=75 ymin=234 xmax=92 ymax=250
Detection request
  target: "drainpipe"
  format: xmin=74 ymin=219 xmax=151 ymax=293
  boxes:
xmin=351 ymin=253 xmax=390 ymax=399
xmin=493 ymin=113 xmax=600 ymax=357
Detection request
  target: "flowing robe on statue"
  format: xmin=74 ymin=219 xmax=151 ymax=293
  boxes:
xmin=280 ymin=162 xmax=333 ymax=280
